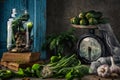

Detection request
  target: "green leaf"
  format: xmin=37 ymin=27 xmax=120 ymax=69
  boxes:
xmin=56 ymin=37 xmax=60 ymax=46
xmin=32 ymin=64 xmax=41 ymax=71
xmin=25 ymin=67 xmax=31 ymax=73
xmin=36 ymin=69 xmax=41 ymax=78
xmin=75 ymin=65 xmax=89 ymax=78
xmin=16 ymin=68 xmax=25 ymax=77
xmin=65 ymin=69 xmax=74 ymax=80
xmin=50 ymin=39 xmax=56 ymax=50
xmin=24 ymin=67 xmax=33 ymax=77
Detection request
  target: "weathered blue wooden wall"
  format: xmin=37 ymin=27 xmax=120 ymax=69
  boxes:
xmin=0 ymin=1 xmax=6 ymax=57
xmin=0 ymin=0 xmax=46 ymax=59
xmin=33 ymin=0 xmax=46 ymax=59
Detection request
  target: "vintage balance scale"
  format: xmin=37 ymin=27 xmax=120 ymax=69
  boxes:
xmin=72 ymin=24 xmax=109 ymax=64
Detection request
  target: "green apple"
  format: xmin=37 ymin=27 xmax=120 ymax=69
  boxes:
xmin=26 ymin=22 xmax=33 ymax=29
xmin=6 ymin=70 xmax=12 ymax=74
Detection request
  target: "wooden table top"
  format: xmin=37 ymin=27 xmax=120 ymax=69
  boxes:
xmin=10 ymin=75 xmax=120 ymax=80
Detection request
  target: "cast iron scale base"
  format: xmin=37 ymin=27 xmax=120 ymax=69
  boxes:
xmin=72 ymin=24 xmax=106 ymax=64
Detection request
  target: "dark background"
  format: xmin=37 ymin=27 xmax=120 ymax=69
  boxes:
xmin=47 ymin=0 xmax=120 ymax=41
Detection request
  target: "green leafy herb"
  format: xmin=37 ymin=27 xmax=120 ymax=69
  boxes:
xmin=42 ymin=28 xmax=77 ymax=55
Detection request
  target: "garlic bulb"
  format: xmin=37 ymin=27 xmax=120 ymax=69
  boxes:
xmin=97 ymin=64 xmax=110 ymax=77
xmin=97 ymin=57 xmax=107 ymax=64
xmin=110 ymin=57 xmax=120 ymax=74
xmin=89 ymin=61 xmax=101 ymax=74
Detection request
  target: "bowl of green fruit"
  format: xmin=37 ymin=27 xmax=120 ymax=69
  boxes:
xmin=70 ymin=10 xmax=109 ymax=29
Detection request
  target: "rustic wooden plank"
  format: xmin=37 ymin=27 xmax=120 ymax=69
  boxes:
xmin=1 ymin=60 xmax=44 ymax=71
xmin=0 ymin=61 xmax=8 ymax=67
xmin=9 ymin=77 xmax=120 ymax=80
xmin=7 ymin=61 xmax=44 ymax=71
xmin=81 ymin=75 xmax=120 ymax=80
xmin=7 ymin=74 xmax=120 ymax=80
xmin=1 ymin=52 xmax=40 ymax=63
xmin=10 ymin=78 xmax=65 ymax=80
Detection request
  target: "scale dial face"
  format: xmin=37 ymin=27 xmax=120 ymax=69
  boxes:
xmin=79 ymin=37 xmax=102 ymax=62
